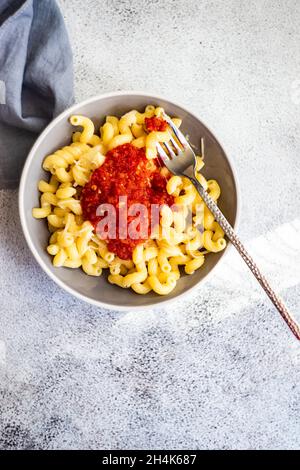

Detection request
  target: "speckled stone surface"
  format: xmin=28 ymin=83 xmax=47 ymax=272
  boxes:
xmin=1 ymin=0 xmax=300 ymax=450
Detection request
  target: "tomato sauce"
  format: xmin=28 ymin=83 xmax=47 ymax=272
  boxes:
xmin=145 ymin=116 xmax=168 ymax=132
xmin=80 ymin=143 xmax=174 ymax=260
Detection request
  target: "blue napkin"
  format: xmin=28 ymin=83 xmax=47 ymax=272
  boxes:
xmin=0 ymin=0 xmax=74 ymax=188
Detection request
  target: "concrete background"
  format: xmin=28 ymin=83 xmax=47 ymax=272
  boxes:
xmin=0 ymin=0 xmax=300 ymax=449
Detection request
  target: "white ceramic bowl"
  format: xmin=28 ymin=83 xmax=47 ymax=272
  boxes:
xmin=19 ymin=91 xmax=240 ymax=311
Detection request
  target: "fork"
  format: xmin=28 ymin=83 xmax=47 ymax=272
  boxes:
xmin=156 ymin=114 xmax=300 ymax=340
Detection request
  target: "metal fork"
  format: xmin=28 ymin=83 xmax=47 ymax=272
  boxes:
xmin=156 ymin=114 xmax=300 ymax=340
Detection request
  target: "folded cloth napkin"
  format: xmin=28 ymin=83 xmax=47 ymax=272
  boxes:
xmin=0 ymin=0 xmax=74 ymax=188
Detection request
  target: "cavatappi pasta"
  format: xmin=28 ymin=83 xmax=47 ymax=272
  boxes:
xmin=32 ymin=106 xmax=226 ymax=295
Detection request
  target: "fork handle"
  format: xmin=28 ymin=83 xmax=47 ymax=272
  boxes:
xmin=190 ymin=176 xmax=300 ymax=340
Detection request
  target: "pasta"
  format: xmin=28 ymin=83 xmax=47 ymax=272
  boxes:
xmin=32 ymin=105 xmax=227 ymax=296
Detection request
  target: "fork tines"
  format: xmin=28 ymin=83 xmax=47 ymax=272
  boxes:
xmin=156 ymin=142 xmax=170 ymax=163
xmin=162 ymin=113 xmax=187 ymax=148
xmin=156 ymin=115 xmax=183 ymax=160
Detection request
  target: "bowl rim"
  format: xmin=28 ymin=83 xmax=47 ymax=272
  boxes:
xmin=19 ymin=90 xmax=241 ymax=312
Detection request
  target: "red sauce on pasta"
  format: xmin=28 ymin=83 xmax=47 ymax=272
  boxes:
xmin=145 ymin=116 xmax=168 ymax=132
xmin=80 ymin=143 xmax=174 ymax=260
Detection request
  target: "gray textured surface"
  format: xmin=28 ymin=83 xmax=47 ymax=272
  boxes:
xmin=1 ymin=0 xmax=300 ymax=450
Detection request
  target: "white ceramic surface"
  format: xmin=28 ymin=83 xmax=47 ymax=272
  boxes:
xmin=19 ymin=92 xmax=239 ymax=311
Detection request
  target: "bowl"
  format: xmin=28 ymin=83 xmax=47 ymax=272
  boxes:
xmin=19 ymin=91 xmax=240 ymax=311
